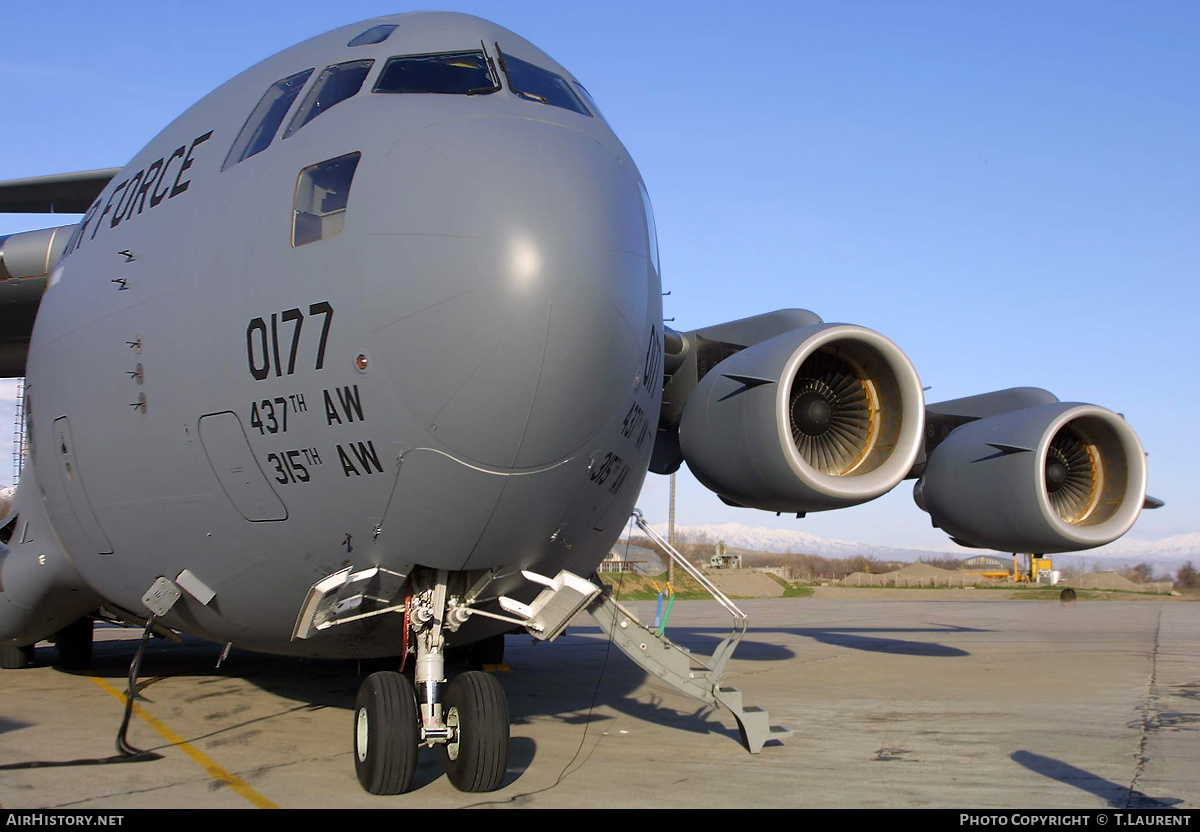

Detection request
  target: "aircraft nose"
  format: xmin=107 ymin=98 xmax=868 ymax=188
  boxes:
xmin=363 ymin=116 xmax=655 ymax=470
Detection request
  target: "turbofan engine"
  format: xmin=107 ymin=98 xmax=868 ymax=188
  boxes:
xmin=678 ymin=324 xmax=925 ymax=513
xmin=914 ymin=402 xmax=1147 ymax=552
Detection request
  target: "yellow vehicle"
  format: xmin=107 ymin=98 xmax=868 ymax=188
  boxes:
xmin=1011 ymin=554 xmax=1053 ymax=582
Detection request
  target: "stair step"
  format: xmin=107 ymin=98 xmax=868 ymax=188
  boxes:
xmin=715 ymin=686 xmax=744 ymax=712
xmin=587 ymin=570 xmax=788 ymax=754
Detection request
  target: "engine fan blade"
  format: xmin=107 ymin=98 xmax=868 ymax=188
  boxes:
xmin=1045 ymin=426 xmax=1097 ymax=523
xmin=789 ymin=350 xmax=875 ymax=475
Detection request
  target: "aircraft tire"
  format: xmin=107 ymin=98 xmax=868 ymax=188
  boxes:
xmin=442 ymin=670 xmax=509 ymax=792
xmin=353 ymin=671 xmax=419 ymax=794
xmin=54 ymin=617 xmax=94 ymax=671
xmin=1 ymin=644 xmax=35 ymax=669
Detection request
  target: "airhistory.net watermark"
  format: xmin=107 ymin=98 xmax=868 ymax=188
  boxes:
xmin=4 ymin=815 xmax=125 ymax=827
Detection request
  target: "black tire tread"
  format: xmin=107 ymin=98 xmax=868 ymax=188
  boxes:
xmin=444 ymin=670 xmax=509 ymax=792
xmin=354 ymin=671 xmax=418 ymax=795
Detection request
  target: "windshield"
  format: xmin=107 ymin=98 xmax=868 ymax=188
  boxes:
xmin=497 ymin=49 xmax=590 ymax=116
xmin=372 ymin=51 xmax=498 ymax=95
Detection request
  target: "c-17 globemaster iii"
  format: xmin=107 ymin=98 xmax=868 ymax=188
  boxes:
xmin=0 ymin=12 xmax=1157 ymax=795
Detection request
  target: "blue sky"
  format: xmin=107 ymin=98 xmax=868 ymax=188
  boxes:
xmin=1 ymin=2 xmax=1196 ymax=549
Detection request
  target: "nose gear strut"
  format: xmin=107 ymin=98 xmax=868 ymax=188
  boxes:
xmin=351 ymin=568 xmax=510 ymax=794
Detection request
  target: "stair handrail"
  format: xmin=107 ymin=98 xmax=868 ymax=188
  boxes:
xmin=631 ymin=509 xmax=747 ymax=677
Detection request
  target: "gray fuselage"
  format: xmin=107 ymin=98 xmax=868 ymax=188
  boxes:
xmin=23 ymin=13 xmax=662 ymax=656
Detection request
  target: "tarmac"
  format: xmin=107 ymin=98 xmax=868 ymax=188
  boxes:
xmin=1 ymin=596 xmax=1197 ymax=809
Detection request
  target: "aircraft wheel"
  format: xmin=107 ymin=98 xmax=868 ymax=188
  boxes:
xmin=54 ymin=617 xmax=94 ymax=671
xmin=353 ymin=671 xmax=419 ymax=794
xmin=442 ymin=670 xmax=509 ymax=792
xmin=1 ymin=644 xmax=35 ymax=669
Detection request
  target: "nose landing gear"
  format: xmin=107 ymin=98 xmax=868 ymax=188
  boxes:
xmin=351 ymin=569 xmax=510 ymax=795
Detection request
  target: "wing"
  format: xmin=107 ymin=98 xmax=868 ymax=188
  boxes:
xmin=0 ymin=168 xmax=119 ymax=214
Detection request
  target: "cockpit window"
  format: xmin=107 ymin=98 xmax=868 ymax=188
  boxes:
xmin=292 ymin=152 xmax=361 ymax=247
xmin=222 ymin=69 xmax=313 ymax=171
xmin=639 ymin=180 xmax=660 ymax=276
xmin=372 ymin=51 xmax=499 ymax=95
xmin=573 ymin=82 xmax=606 ymax=121
xmin=348 ymin=24 xmax=397 ymax=47
xmin=496 ymin=49 xmax=591 ymax=117
xmin=284 ymin=60 xmax=373 ymax=138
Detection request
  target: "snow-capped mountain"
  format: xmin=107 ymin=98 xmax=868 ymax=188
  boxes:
xmin=644 ymin=522 xmax=937 ymax=562
xmin=1083 ymin=532 xmax=1200 ymax=560
xmin=935 ymin=531 xmax=1200 ymax=575
xmin=634 ymin=522 xmax=1197 ymax=574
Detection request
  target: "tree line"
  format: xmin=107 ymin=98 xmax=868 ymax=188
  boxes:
xmin=631 ymin=530 xmax=1199 ymax=589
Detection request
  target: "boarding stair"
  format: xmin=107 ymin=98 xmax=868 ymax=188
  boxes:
xmin=587 ymin=510 xmax=791 ymax=753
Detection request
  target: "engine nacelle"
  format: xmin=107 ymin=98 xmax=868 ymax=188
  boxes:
xmin=915 ymin=402 xmax=1147 ymax=553
xmin=679 ymin=324 xmax=925 ymax=512
xmin=0 ymin=225 xmax=74 ymax=377
xmin=0 ymin=224 xmax=73 ymax=281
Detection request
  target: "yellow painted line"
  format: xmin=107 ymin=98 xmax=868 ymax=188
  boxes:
xmin=89 ymin=676 xmax=279 ymax=809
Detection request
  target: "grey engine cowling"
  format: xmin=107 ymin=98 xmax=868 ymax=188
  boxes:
xmin=678 ymin=324 xmax=925 ymax=513
xmin=915 ymin=402 xmax=1147 ymax=553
